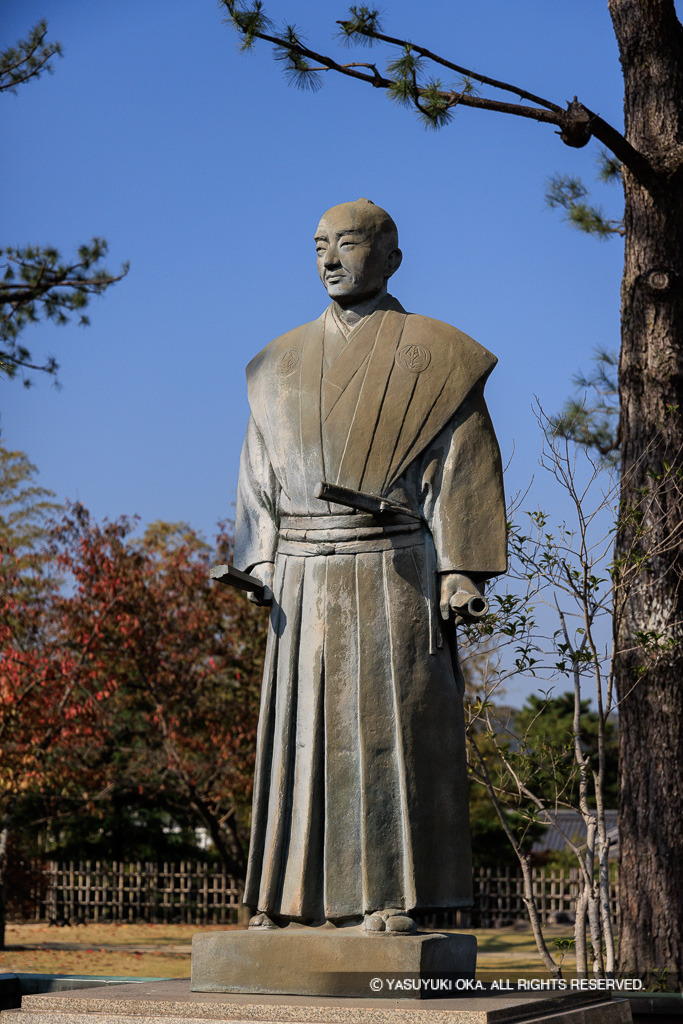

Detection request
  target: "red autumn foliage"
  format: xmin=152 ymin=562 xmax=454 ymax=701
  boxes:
xmin=1 ymin=504 xmax=267 ymax=892
xmin=45 ymin=504 xmax=267 ymax=874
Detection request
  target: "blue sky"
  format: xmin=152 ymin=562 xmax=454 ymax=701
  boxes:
xmin=2 ymin=1 xmax=632 ymax=702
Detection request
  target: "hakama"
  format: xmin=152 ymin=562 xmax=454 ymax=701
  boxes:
xmin=235 ymin=297 xmax=506 ymax=920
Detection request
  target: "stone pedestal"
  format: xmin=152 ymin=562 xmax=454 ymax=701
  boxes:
xmin=0 ymin=979 xmax=632 ymax=1024
xmin=191 ymin=927 xmax=476 ymax=998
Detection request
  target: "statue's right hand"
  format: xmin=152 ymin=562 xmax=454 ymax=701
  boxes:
xmin=247 ymin=561 xmax=274 ymax=606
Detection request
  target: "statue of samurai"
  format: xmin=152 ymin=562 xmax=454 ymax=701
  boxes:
xmin=234 ymin=198 xmax=507 ymax=934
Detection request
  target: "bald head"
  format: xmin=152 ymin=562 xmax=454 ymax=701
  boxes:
xmin=314 ymin=198 xmax=402 ymax=308
xmin=320 ymin=198 xmax=399 ymax=253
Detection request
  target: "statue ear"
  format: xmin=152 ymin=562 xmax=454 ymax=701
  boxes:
xmin=385 ymin=248 xmax=402 ymax=280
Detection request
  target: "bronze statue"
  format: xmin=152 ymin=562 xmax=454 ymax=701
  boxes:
xmin=233 ymin=199 xmax=506 ymax=935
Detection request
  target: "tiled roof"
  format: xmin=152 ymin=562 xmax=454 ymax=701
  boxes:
xmin=531 ymin=809 xmax=619 ymax=853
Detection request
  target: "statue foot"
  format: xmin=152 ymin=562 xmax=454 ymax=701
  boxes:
xmin=248 ymin=911 xmax=278 ymax=930
xmin=363 ymin=912 xmax=386 ymax=932
xmin=363 ymin=909 xmax=416 ymax=934
xmin=385 ymin=912 xmax=416 ymax=934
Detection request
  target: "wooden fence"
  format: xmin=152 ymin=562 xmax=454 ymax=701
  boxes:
xmin=33 ymin=861 xmax=242 ymax=926
xmin=21 ymin=861 xmax=618 ymax=928
xmin=424 ymin=866 xmax=619 ymax=929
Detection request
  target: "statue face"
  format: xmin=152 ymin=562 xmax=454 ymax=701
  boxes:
xmin=314 ymin=205 xmax=399 ymax=305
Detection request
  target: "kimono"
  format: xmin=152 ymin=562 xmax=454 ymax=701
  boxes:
xmin=234 ymin=295 xmax=506 ymax=923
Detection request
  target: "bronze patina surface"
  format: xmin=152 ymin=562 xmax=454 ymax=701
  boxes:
xmin=192 ymin=927 xmax=477 ymax=997
xmin=197 ymin=199 xmax=507 ymax=993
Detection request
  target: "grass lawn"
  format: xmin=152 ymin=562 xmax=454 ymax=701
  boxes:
xmin=1 ymin=922 xmax=577 ymax=980
xmin=0 ymin=922 xmax=231 ymax=978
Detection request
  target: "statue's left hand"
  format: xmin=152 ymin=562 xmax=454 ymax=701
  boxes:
xmin=439 ymin=573 xmax=487 ymax=623
xmin=248 ymin=561 xmax=274 ymax=606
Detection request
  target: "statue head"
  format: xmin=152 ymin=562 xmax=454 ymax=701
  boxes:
xmin=314 ymin=198 xmax=402 ymax=307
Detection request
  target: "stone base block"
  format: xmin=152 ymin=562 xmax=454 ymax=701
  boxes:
xmin=1 ymin=979 xmax=633 ymax=1024
xmin=191 ymin=927 xmax=476 ymax=998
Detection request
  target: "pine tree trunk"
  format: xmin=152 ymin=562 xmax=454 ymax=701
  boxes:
xmin=609 ymin=0 xmax=683 ymax=989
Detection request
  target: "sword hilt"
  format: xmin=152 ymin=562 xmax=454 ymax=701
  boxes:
xmin=210 ymin=563 xmax=265 ymax=599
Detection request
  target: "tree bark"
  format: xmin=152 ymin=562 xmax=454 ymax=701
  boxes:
xmin=186 ymin=793 xmax=247 ymax=879
xmin=609 ymin=0 xmax=683 ymax=989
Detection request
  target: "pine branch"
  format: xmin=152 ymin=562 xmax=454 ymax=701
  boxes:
xmin=275 ymin=26 xmax=324 ymax=91
xmin=545 ymin=174 xmax=625 ymax=238
xmin=549 ymin=350 xmax=620 ymax=464
xmin=0 ymin=20 xmax=62 ymax=95
xmin=0 ymin=240 xmax=128 ymax=386
xmin=219 ymin=2 xmax=657 ymax=187
xmin=597 ymin=150 xmax=622 ymax=183
xmin=336 ymin=11 xmax=564 ymax=113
